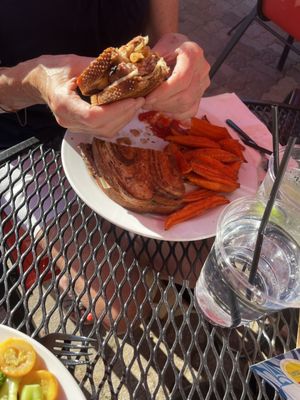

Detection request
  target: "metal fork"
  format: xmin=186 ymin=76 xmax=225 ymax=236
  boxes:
xmin=38 ymin=333 xmax=97 ymax=366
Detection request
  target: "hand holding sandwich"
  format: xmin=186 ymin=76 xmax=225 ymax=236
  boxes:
xmin=0 ymin=54 xmax=145 ymax=138
xmin=0 ymin=36 xmax=209 ymax=137
xmin=75 ymin=33 xmax=210 ymax=123
xmin=143 ymin=33 xmax=211 ymax=120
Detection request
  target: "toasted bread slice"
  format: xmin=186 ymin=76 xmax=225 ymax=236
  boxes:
xmin=79 ymin=139 xmax=184 ymax=214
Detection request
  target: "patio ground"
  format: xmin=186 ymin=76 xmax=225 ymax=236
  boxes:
xmin=179 ymin=0 xmax=299 ymax=103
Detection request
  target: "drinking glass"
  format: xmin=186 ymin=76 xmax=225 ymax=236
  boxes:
xmin=195 ymin=196 xmax=300 ymax=328
xmin=258 ymin=144 xmax=300 ymax=244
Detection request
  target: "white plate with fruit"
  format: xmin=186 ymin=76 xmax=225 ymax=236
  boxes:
xmin=0 ymin=324 xmax=86 ymax=400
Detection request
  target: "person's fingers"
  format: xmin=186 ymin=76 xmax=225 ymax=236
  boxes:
xmin=90 ymin=100 xmax=145 ymax=137
xmin=89 ymin=97 xmax=145 ymax=124
xmin=148 ymin=78 xmax=197 ymax=110
xmin=52 ymin=79 xmax=145 ymax=135
xmin=143 ymin=70 xmax=209 ymax=117
xmin=170 ymin=102 xmax=200 ymax=120
xmin=62 ymin=98 xmax=145 ymax=137
xmin=65 ymin=79 xmax=146 ymax=119
xmin=83 ymin=98 xmax=145 ymax=136
xmin=145 ymin=43 xmax=203 ymax=105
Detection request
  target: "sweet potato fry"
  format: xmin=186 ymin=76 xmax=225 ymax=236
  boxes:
xmin=219 ymin=138 xmax=246 ymax=162
xmin=170 ymin=127 xmax=186 ymax=136
xmin=138 ymin=111 xmax=173 ymax=139
xmin=184 ymin=148 xmax=241 ymax=163
xmin=186 ymin=173 xmax=240 ymax=192
xmin=182 ymin=188 xmax=215 ymax=202
xmin=165 ymin=143 xmax=192 ymax=175
xmin=164 ymin=195 xmax=230 ymax=230
xmin=138 ymin=110 xmax=159 ymax=123
xmin=190 ymin=117 xmax=231 ymax=140
xmin=189 ymin=154 xmax=238 ymax=180
xmin=165 ymin=135 xmax=220 ymax=148
xmin=169 ymin=120 xmax=188 ymax=135
xmin=190 ymin=160 xmax=239 ymax=186
xmin=156 ymin=114 xmax=172 ymax=128
xmin=226 ymin=161 xmax=243 ymax=179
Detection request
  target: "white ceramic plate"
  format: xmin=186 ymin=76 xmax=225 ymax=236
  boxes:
xmin=61 ymin=111 xmax=261 ymax=242
xmin=0 ymin=325 xmax=86 ymax=400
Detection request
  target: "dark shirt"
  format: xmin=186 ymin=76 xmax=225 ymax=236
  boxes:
xmin=0 ymin=0 xmax=149 ymax=148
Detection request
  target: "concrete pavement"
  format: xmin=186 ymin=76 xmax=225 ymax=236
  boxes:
xmin=179 ymin=0 xmax=299 ymax=103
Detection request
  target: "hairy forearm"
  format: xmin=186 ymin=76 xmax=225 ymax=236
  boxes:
xmin=0 ymin=58 xmax=45 ymax=112
xmin=147 ymin=0 xmax=179 ymax=44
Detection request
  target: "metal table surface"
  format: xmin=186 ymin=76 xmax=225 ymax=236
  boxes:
xmin=0 ymin=101 xmax=299 ymax=400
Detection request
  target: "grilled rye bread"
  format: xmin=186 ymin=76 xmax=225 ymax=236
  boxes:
xmin=76 ymin=36 xmax=170 ymax=106
xmin=79 ymin=139 xmax=185 ymax=214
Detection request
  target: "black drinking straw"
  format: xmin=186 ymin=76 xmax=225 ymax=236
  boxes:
xmin=272 ymin=105 xmax=280 ymax=177
xmin=248 ymin=134 xmax=298 ymax=287
xmin=228 ymin=286 xmax=241 ymax=328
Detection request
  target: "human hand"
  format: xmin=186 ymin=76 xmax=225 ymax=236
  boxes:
xmin=144 ymin=33 xmax=210 ymax=120
xmin=32 ymin=54 xmax=145 ymax=137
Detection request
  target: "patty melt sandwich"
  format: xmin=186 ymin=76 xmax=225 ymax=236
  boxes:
xmin=79 ymin=139 xmax=185 ymax=214
xmin=76 ymin=36 xmax=170 ymax=105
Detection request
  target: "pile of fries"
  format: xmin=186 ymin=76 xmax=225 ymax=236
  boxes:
xmin=139 ymin=112 xmax=246 ymax=230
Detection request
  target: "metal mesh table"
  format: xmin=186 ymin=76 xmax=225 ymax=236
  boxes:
xmin=0 ymin=101 xmax=299 ymax=400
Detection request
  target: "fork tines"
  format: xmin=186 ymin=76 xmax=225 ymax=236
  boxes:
xmin=51 ymin=333 xmax=97 ymax=342
xmin=39 ymin=333 xmax=97 ymax=366
xmin=53 ymin=349 xmax=94 ymax=357
xmin=52 ymin=334 xmax=96 ymax=357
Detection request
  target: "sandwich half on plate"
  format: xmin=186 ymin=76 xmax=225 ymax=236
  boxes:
xmin=79 ymin=139 xmax=185 ymax=214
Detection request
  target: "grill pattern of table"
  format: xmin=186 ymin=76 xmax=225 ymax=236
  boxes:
xmin=0 ymin=101 xmax=299 ymax=400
